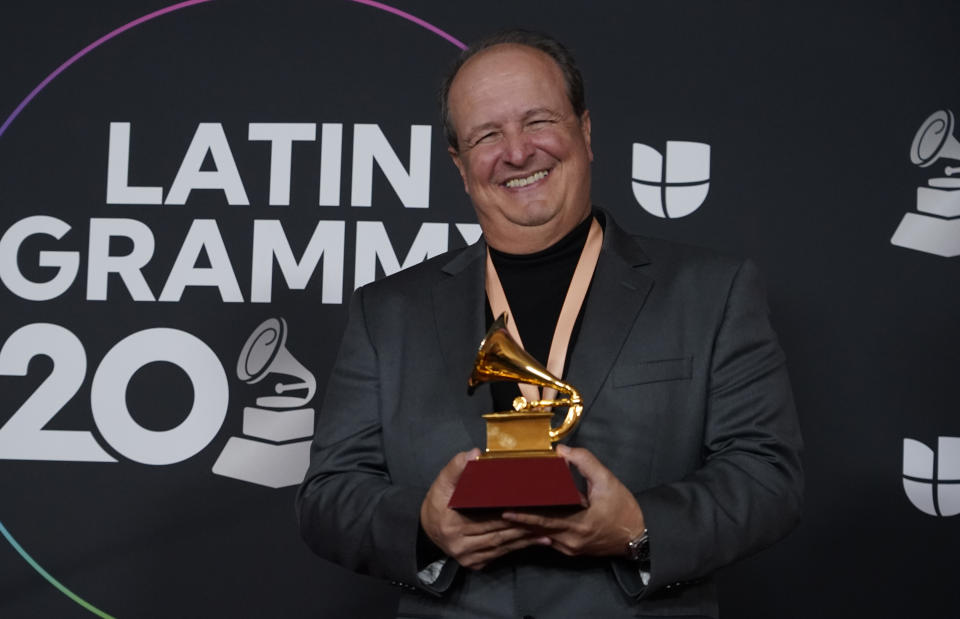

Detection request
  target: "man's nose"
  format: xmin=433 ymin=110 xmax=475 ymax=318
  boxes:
xmin=502 ymin=131 xmax=535 ymax=166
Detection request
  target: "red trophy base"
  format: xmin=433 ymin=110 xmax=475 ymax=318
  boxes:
xmin=448 ymin=456 xmax=583 ymax=509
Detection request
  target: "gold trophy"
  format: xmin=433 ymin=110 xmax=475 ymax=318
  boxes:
xmin=448 ymin=313 xmax=585 ymax=509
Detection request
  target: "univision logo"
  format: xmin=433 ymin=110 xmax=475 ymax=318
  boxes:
xmin=902 ymin=436 xmax=960 ymax=516
xmin=631 ymin=140 xmax=711 ymax=219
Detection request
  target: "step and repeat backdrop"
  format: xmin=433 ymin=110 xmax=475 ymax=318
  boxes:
xmin=0 ymin=1 xmax=956 ymax=617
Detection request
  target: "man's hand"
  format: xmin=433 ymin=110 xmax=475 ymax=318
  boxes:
xmin=502 ymin=445 xmax=645 ymax=557
xmin=420 ymin=448 xmax=551 ymax=570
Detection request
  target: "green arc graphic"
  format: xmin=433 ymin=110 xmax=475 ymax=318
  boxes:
xmin=0 ymin=520 xmax=115 ymax=618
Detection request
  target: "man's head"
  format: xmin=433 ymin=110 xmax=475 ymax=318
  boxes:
xmin=441 ymin=31 xmax=593 ymax=253
xmin=440 ymin=31 xmax=587 ymax=151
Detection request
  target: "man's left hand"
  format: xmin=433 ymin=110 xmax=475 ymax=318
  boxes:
xmin=502 ymin=445 xmax=645 ymax=557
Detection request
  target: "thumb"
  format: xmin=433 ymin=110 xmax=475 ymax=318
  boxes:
xmin=438 ymin=447 xmax=481 ymax=486
xmin=556 ymin=445 xmax=607 ymax=483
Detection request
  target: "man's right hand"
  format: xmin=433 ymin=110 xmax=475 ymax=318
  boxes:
xmin=419 ymin=448 xmax=551 ymax=570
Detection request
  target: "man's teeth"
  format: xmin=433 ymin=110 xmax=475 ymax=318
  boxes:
xmin=505 ymin=170 xmax=548 ymax=188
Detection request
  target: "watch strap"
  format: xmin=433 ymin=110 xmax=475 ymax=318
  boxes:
xmin=625 ymin=529 xmax=649 ymax=563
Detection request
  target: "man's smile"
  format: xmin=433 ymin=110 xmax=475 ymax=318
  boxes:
xmin=503 ymin=169 xmax=550 ymax=189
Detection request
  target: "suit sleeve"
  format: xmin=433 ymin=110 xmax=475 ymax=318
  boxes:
xmin=295 ymin=286 xmax=454 ymax=594
xmin=613 ymin=259 xmax=804 ymax=596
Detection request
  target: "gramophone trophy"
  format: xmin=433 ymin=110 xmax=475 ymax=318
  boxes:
xmin=448 ymin=313 xmax=585 ymax=509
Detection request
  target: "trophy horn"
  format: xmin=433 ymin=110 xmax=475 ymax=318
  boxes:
xmin=469 ymin=313 xmax=583 ymax=441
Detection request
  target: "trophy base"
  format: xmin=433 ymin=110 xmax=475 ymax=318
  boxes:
xmin=448 ymin=455 xmax=583 ymax=509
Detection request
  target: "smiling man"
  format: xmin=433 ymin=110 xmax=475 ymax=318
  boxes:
xmin=298 ymin=30 xmax=803 ymax=618
xmin=445 ymin=41 xmax=594 ymax=254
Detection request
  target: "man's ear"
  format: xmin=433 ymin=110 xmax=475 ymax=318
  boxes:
xmin=448 ymin=145 xmax=470 ymax=194
xmin=580 ymin=110 xmax=593 ymax=163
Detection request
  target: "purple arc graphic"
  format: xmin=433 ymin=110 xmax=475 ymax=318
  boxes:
xmin=0 ymin=0 xmax=214 ymax=139
xmin=0 ymin=0 xmax=465 ymax=140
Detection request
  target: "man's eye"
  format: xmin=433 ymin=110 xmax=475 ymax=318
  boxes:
xmin=527 ymin=119 xmax=552 ymax=129
xmin=475 ymin=132 xmax=499 ymax=144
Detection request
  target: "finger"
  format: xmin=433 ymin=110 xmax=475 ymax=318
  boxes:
xmin=453 ymin=527 xmax=543 ymax=564
xmin=437 ymin=448 xmax=482 ymax=488
xmin=556 ymin=445 xmax=608 ymax=482
xmin=464 ymin=526 xmax=545 ymax=550
xmin=546 ymin=539 xmax=578 ymax=557
xmin=461 ymin=533 xmax=552 ymax=569
xmin=458 ymin=517 xmax=521 ymax=536
xmin=452 ymin=447 xmax=482 ymax=472
xmin=500 ymin=510 xmax=569 ymax=531
xmin=540 ymin=528 xmax=593 ymax=557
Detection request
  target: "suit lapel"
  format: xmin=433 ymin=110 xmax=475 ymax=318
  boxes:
xmin=432 ymin=241 xmax=489 ymax=447
xmin=566 ymin=214 xmax=653 ymax=425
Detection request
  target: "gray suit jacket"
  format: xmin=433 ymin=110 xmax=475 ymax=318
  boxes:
xmin=297 ymin=211 xmax=803 ymax=618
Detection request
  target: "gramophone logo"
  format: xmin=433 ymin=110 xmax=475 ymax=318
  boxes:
xmin=891 ymin=109 xmax=960 ymax=257
xmin=902 ymin=436 xmax=960 ymax=517
xmin=631 ymin=140 xmax=711 ymax=219
xmin=212 ymin=317 xmax=316 ymax=488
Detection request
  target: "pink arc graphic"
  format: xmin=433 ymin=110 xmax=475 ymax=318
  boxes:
xmin=350 ymin=0 xmax=466 ymax=49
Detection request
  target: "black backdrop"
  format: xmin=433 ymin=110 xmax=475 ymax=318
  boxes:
xmin=0 ymin=1 xmax=957 ymax=617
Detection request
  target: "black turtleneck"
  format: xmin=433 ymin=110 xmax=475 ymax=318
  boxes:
xmin=485 ymin=211 xmax=600 ymax=412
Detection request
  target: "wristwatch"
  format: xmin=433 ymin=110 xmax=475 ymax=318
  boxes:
xmin=625 ymin=529 xmax=649 ymax=563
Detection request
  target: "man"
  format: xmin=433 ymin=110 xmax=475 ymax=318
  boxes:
xmin=297 ymin=30 xmax=803 ymax=618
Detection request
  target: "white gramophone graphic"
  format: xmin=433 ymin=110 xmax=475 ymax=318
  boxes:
xmin=891 ymin=109 xmax=960 ymax=257
xmin=212 ymin=317 xmax=316 ymax=488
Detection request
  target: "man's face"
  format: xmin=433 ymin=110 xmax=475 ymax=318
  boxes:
xmin=447 ymin=44 xmax=593 ymax=252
